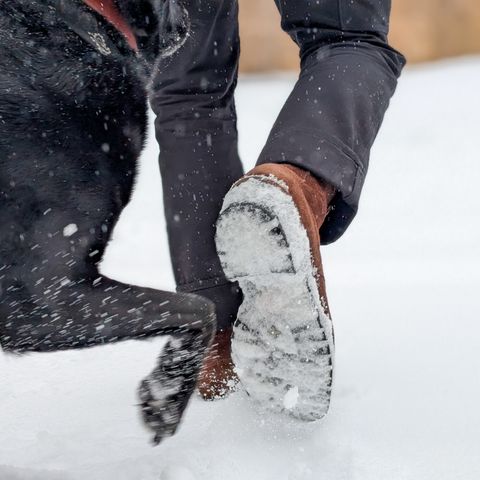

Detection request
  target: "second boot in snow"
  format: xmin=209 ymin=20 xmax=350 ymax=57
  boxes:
xmin=197 ymin=327 xmax=238 ymax=400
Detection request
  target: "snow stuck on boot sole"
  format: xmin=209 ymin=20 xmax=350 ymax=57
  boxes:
xmin=215 ymin=176 xmax=334 ymax=422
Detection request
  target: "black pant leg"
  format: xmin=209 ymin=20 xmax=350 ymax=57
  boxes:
xmin=259 ymin=0 xmax=406 ymax=243
xmin=149 ymin=0 xmax=243 ymax=330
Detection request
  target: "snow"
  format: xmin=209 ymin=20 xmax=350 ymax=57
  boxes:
xmin=1 ymin=56 xmax=480 ymax=479
xmin=283 ymin=387 xmax=299 ymax=410
xmin=62 ymin=224 xmax=78 ymax=237
xmin=160 ymin=465 xmax=196 ymax=480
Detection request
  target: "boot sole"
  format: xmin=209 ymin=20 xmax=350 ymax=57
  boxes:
xmin=215 ymin=176 xmax=334 ymax=421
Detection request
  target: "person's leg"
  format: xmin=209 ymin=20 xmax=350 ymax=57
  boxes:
xmin=258 ymin=0 xmax=405 ymax=243
xmin=215 ymin=0 xmax=405 ymax=419
xmin=149 ymin=0 xmax=243 ymax=399
xmin=149 ymin=0 xmax=243 ymax=330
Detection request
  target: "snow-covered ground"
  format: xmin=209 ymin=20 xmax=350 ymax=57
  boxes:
xmin=1 ymin=57 xmax=480 ymax=479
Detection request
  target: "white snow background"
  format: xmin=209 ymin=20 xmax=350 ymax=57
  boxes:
xmin=1 ymin=57 xmax=480 ymax=479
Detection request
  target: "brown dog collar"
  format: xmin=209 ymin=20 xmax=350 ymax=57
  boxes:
xmin=83 ymin=0 xmax=138 ymax=52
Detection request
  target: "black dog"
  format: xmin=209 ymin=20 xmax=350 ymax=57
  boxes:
xmin=0 ymin=0 xmax=214 ymax=444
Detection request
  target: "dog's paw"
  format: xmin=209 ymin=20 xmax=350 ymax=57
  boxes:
xmin=138 ymin=375 xmax=186 ymax=445
xmin=138 ymin=333 xmax=204 ymax=445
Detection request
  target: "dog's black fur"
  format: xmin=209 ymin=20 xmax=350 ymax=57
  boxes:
xmin=0 ymin=0 xmax=214 ymax=444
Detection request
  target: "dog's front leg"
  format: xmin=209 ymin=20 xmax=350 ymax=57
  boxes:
xmin=0 ymin=275 xmax=216 ymax=443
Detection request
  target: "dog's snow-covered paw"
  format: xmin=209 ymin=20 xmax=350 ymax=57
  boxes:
xmin=138 ymin=375 xmax=186 ymax=444
xmin=138 ymin=333 xmax=204 ymax=445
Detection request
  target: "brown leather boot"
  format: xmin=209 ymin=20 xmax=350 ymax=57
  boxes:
xmin=215 ymin=163 xmax=336 ymax=420
xmin=197 ymin=328 xmax=239 ymax=400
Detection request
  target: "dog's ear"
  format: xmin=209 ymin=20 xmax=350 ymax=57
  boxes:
xmin=116 ymin=0 xmax=189 ymax=60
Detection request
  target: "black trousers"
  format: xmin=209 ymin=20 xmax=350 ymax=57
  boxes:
xmin=149 ymin=0 xmax=405 ymax=330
